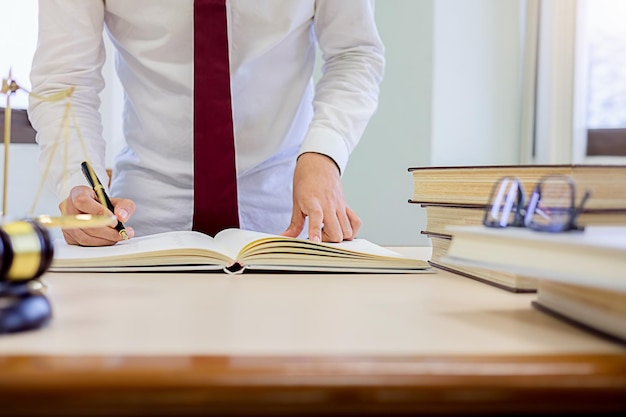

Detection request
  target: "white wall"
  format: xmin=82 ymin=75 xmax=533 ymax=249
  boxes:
xmin=342 ymin=0 xmax=434 ymax=246
xmin=344 ymin=0 xmax=525 ymax=246
xmin=430 ymin=0 xmax=524 ymax=166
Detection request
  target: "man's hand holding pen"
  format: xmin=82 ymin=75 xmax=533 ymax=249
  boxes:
xmin=60 ymin=185 xmax=135 ymax=246
xmin=59 ymin=163 xmax=136 ymax=246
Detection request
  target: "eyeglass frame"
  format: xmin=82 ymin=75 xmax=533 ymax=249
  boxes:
xmin=482 ymin=174 xmax=591 ymax=233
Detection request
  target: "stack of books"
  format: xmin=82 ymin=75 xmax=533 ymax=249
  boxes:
xmin=408 ymin=164 xmax=626 ymax=292
xmin=442 ymin=225 xmax=626 ymax=344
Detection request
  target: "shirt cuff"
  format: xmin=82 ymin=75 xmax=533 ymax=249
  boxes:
xmin=55 ymin=169 xmax=87 ymax=200
xmin=298 ymin=127 xmax=350 ymax=175
xmin=54 ymin=165 xmax=109 ymax=201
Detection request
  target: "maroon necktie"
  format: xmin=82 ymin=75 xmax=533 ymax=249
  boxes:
xmin=193 ymin=0 xmax=240 ymax=235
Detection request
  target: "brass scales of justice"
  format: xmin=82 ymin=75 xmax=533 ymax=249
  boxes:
xmin=1 ymin=69 xmax=116 ymax=334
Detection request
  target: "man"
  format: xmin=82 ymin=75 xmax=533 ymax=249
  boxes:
xmin=29 ymin=0 xmax=385 ymax=246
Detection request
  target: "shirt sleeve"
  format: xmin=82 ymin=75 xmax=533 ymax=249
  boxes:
xmin=298 ymin=0 xmax=385 ymax=174
xmin=28 ymin=0 xmax=109 ymax=200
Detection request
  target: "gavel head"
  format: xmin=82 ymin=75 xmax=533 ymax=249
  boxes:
xmin=0 ymin=220 xmax=54 ymax=334
xmin=1 ymin=219 xmax=54 ymax=282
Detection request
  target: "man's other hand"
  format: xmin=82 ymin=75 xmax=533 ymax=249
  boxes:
xmin=281 ymin=152 xmax=361 ymax=243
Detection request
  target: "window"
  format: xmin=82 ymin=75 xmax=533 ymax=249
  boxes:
xmin=519 ymin=0 xmax=626 ymax=164
xmin=0 ymin=0 xmax=123 ymax=162
xmin=0 ymin=0 xmax=38 ymax=110
xmin=0 ymin=0 xmax=38 ymax=144
xmin=583 ymin=0 xmax=626 ymax=157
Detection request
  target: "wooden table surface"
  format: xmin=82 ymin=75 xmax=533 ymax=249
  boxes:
xmin=1 ymin=247 xmax=625 ymax=416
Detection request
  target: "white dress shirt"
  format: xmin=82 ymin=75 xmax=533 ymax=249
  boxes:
xmin=29 ymin=0 xmax=385 ymax=237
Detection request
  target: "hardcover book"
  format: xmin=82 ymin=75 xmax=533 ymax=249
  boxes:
xmin=408 ymin=164 xmax=626 ymax=209
xmin=442 ymin=225 xmax=626 ymax=292
xmin=425 ymin=231 xmax=537 ymax=292
xmin=532 ymin=280 xmax=626 ymax=344
xmin=419 ymin=203 xmax=626 ymax=238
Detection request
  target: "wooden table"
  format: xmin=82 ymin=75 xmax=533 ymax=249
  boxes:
xmin=1 ymin=247 xmax=625 ymax=416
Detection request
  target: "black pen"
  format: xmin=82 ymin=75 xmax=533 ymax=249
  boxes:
xmin=80 ymin=161 xmax=128 ymax=240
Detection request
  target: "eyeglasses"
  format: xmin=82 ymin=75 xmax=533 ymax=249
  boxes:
xmin=483 ymin=175 xmax=591 ymax=233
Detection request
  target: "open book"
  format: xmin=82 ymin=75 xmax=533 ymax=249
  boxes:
xmin=50 ymin=229 xmax=433 ymax=274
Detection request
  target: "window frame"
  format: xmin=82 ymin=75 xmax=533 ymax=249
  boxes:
xmin=0 ymin=107 xmax=36 ymax=144
xmin=574 ymin=0 xmax=626 ymax=161
xmin=537 ymin=0 xmax=626 ymax=164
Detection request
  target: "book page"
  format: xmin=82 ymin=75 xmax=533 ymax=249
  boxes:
xmin=214 ymin=228 xmax=425 ymax=260
xmin=52 ymin=230 xmax=232 ymax=269
xmin=213 ymin=228 xmax=276 ymax=259
xmin=213 ymin=228 xmax=430 ymax=271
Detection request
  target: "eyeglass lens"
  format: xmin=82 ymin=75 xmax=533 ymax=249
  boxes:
xmin=526 ymin=177 xmax=576 ymax=231
xmin=484 ymin=177 xmax=525 ymax=228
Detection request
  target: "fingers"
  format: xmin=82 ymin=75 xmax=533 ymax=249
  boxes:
xmin=289 ymin=152 xmax=362 ymax=243
xmin=110 ymin=197 xmax=136 ymax=223
xmin=344 ymin=206 xmax=362 ymax=240
xmin=283 ymin=204 xmax=353 ymax=244
xmin=62 ymin=227 xmax=131 ymax=247
xmin=318 ymin=206 xmax=358 ymax=243
xmin=281 ymin=211 xmax=306 ymax=239
xmin=307 ymin=207 xmax=324 ymax=243
xmin=65 ymin=186 xmax=108 ymax=216
xmin=300 ymin=202 xmax=358 ymax=244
